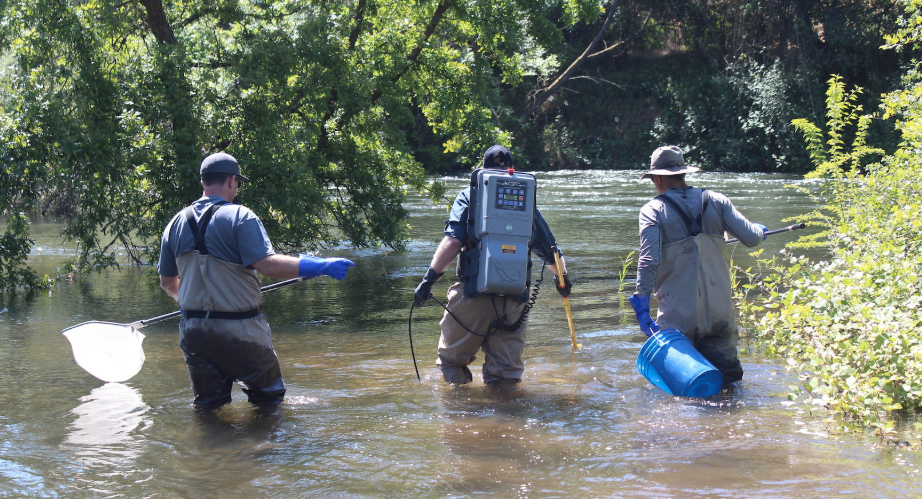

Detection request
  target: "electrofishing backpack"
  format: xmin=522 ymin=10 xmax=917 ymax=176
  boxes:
xmin=459 ymin=167 xmax=537 ymax=298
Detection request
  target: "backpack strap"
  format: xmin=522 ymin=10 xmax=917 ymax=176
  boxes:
xmin=699 ymin=189 xmax=710 ymax=230
xmin=182 ymin=201 xmax=228 ymax=255
xmin=656 ymin=189 xmax=709 ymax=237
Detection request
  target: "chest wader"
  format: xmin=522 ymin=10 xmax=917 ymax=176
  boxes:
xmin=174 ymin=202 xmax=285 ymax=408
xmin=437 ymin=169 xmax=536 ymax=385
xmin=654 ymin=191 xmax=743 ymax=385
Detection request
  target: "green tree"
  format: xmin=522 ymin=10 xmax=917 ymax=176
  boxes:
xmin=517 ymin=0 xmax=912 ymax=171
xmin=0 ymin=0 xmax=603 ymax=290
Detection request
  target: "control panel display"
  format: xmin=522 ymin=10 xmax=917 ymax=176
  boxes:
xmin=494 ymin=179 xmax=528 ymax=212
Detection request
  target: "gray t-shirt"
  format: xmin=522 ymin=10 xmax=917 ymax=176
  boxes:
xmin=158 ymin=196 xmax=275 ymax=277
xmin=635 ymin=187 xmax=763 ymax=295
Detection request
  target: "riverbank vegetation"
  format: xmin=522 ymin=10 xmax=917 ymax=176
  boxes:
xmin=735 ymin=2 xmax=922 ymax=443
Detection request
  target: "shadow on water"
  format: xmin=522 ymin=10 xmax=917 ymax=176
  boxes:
xmin=1 ymin=172 xmax=921 ymax=498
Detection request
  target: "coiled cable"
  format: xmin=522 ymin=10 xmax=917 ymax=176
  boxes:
xmin=490 ymin=262 xmax=547 ymax=332
xmin=407 ymin=257 xmax=550 ymax=380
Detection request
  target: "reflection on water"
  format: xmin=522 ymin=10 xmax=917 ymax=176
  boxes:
xmin=1 ymin=172 xmax=920 ymax=498
xmin=64 ymin=383 xmax=151 ymax=468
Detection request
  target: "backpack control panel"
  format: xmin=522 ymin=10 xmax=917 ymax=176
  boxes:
xmin=466 ymin=168 xmax=536 ymax=296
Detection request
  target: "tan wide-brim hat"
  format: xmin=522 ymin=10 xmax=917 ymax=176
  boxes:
xmin=641 ymin=145 xmax=700 ymax=179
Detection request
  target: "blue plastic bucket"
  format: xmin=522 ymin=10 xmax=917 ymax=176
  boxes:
xmin=637 ymin=329 xmax=723 ymax=398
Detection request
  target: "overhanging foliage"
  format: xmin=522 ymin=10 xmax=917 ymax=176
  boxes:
xmin=0 ymin=0 xmax=603 ymax=289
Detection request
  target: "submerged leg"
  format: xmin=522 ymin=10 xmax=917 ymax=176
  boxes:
xmin=436 ymin=283 xmax=486 ymax=384
xmin=696 ymin=321 xmax=744 ymax=387
xmin=180 ymin=332 xmax=234 ymax=409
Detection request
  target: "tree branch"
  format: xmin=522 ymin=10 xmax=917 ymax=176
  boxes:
xmin=318 ymin=0 xmax=371 ymax=150
xmin=319 ymin=1 xmax=452 ymax=151
xmin=514 ymin=0 xmax=620 ymax=132
xmin=370 ymin=1 xmax=452 ymax=105
xmin=348 ymin=0 xmax=367 ymax=50
xmin=139 ymin=0 xmax=177 ymax=44
xmin=588 ymin=11 xmax=650 ymax=59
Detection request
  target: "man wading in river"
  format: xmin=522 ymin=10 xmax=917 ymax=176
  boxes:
xmin=413 ymin=145 xmax=571 ymax=387
xmin=630 ymin=146 xmax=767 ymax=388
xmin=158 ymin=152 xmax=354 ymax=410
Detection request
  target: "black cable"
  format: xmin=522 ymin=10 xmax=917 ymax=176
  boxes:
xmin=490 ymin=257 xmax=548 ymax=332
xmin=430 ymin=295 xmax=496 ymax=338
xmin=407 ymin=293 xmax=493 ymax=382
xmin=408 ymin=292 xmax=500 ymax=382
xmin=407 ymin=256 xmax=551 ymax=380
xmin=489 ymin=294 xmax=511 ymax=331
xmin=408 ymin=300 xmax=421 ymax=381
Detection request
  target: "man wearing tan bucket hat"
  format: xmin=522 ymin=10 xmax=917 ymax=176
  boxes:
xmin=629 ymin=145 xmax=767 ymax=388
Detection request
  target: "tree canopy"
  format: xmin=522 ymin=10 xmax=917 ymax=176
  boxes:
xmin=0 ymin=0 xmax=604 ymax=289
xmin=1 ymin=0 xmax=917 ymax=290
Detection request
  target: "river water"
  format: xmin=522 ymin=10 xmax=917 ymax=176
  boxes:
xmin=1 ymin=171 xmax=919 ymax=498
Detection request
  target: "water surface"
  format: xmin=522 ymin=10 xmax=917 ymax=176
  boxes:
xmin=1 ymin=171 xmax=919 ymax=498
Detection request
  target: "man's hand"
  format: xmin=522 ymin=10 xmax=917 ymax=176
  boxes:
xmin=628 ymin=294 xmax=660 ymax=337
xmin=321 ymin=258 xmax=355 ymax=280
xmin=414 ymin=268 xmax=443 ymax=306
xmin=554 ymin=273 xmax=572 ymax=298
xmin=755 ymin=223 xmax=768 ymax=241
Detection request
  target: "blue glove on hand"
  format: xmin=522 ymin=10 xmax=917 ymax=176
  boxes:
xmin=413 ymin=268 xmax=443 ymax=306
xmin=628 ymin=294 xmax=660 ymax=338
xmin=755 ymin=223 xmax=768 ymax=241
xmin=298 ymin=255 xmax=355 ymax=280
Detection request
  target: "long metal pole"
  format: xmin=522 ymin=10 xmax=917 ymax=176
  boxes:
xmin=725 ymin=223 xmax=805 ymax=244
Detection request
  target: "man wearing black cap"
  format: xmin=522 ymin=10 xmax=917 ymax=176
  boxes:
xmin=158 ymin=152 xmax=355 ymax=409
xmin=629 ymin=145 xmax=766 ymax=388
xmin=412 ymin=145 xmax=571 ymax=386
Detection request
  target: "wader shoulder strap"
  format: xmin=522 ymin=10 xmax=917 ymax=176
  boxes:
xmin=656 ymin=189 xmax=709 ymax=237
xmin=699 ymin=189 xmax=710 ymax=228
xmin=182 ymin=201 xmax=228 ymax=256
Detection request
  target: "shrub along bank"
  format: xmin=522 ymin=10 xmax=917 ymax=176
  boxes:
xmin=736 ymin=61 xmax=922 ymax=442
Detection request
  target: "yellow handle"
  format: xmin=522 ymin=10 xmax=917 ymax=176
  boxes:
xmin=552 ymin=250 xmax=580 ymax=350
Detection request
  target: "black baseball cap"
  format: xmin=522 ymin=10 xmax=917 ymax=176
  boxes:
xmin=482 ymin=145 xmax=513 ymax=168
xmin=200 ymin=152 xmax=249 ymax=182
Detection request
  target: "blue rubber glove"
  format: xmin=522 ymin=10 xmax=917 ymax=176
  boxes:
xmin=755 ymin=223 xmax=768 ymax=241
xmin=628 ymin=294 xmax=660 ymax=338
xmin=413 ymin=268 xmax=443 ymax=306
xmin=298 ymin=255 xmax=355 ymax=280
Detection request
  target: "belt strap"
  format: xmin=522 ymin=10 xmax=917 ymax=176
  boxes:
xmin=182 ymin=309 xmax=260 ymax=320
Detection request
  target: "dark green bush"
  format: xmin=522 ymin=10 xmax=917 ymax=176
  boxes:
xmin=651 ymin=58 xmax=813 ymax=172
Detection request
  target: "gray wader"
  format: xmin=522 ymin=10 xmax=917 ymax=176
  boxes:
xmin=655 ymin=194 xmax=743 ymax=385
xmin=175 ymin=203 xmax=285 ymax=408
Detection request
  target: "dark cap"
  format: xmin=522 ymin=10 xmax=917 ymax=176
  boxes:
xmin=482 ymin=145 xmax=513 ymax=168
xmin=200 ymin=152 xmax=249 ymax=182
